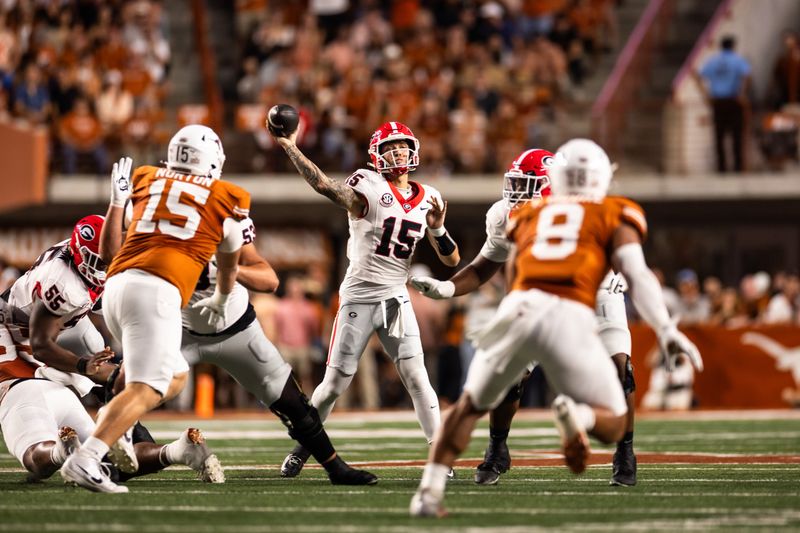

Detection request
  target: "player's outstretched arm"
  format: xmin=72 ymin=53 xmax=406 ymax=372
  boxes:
xmin=611 ymin=223 xmax=703 ymax=372
xmin=192 ymin=219 xmax=244 ymax=326
xmin=272 ymin=131 xmax=365 ymax=217
xmin=411 ymin=255 xmax=503 ymax=300
xmin=236 ymin=243 xmax=279 ymax=293
xmin=100 ymin=157 xmax=133 ymax=264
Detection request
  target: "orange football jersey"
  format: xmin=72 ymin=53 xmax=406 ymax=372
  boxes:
xmin=107 ymin=165 xmax=251 ymax=306
xmin=0 ymin=325 xmax=37 ymax=384
xmin=509 ymin=196 xmax=647 ymax=309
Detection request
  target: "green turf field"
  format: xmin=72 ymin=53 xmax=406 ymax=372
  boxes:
xmin=0 ymin=411 xmax=798 ymax=532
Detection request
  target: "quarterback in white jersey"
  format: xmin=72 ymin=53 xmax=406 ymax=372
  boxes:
xmin=100 ymin=168 xmax=378 ymax=486
xmin=411 ymin=148 xmax=638 ymax=487
xmin=272 ymin=120 xmax=460 ymax=478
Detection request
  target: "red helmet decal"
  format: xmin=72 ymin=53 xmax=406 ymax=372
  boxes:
xmin=69 ymin=214 xmax=106 ymax=287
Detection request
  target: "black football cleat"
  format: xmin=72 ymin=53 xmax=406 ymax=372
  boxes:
xmin=474 ymin=440 xmax=511 ymax=485
xmin=326 ymin=457 xmax=378 ymax=486
xmin=280 ymin=445 xmax=311 ymax=478
xmin=610 ymin=442 xmax=637 ymax=486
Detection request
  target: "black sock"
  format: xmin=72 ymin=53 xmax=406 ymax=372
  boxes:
xmin=270 ymin=377 xmax=335 ymax=464
xmin=489 ymin=428 xmax=510 ymax=446
xmin=321 ymin=455 xmax=349 ymax=475
xmin=618 ymin=431 xmax=634 ymax=447
xmin=291 ymin=443 xmax=312 ymax=461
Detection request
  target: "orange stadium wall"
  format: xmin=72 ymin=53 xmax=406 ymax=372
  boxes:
xmin=0 ymin=121 xmax=48 ymax=213
xmin=630 ymin=325 xmax=800 ymax=409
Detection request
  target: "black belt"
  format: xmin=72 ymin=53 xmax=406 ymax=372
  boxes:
xmin=6 ymin=377 xmax=42 ymax=392
xmin=186 ymin=303 xmax=257 ymax=338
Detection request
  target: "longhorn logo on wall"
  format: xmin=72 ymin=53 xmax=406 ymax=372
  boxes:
xmin=741 ymin=332 xmax=800 ymax=406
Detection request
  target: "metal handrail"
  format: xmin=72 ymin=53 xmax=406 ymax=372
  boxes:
xmin=591 ymin=0 xmax=676 ymax=158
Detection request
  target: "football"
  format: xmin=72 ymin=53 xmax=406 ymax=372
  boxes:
xmin=267 ymin=104 xmax=299 ymax=138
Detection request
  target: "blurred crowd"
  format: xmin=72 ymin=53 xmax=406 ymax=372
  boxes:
xmin=0 ymin=0 xmax=170 ymax=174
xmin=235 ymin=0 xmax=620 ymax=175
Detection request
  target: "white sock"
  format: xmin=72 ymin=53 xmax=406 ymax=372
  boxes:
xmin=163 ymin=438 xmax=185 ymax=465
xmin=50 ymin=444 xmax=67 ymax=465
xmin=574 ymin=403 xmax=597 ymax=432
xmin=81 ymin=437 xmax=110 ymax=461
xmin=419 ymin=462 xmax=449 ymax=496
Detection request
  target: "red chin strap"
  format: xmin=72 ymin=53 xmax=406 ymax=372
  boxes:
xmin=382 ymin=166 xmax=408 ymax=178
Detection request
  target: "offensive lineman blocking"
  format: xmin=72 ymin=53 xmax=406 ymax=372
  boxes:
xmin=100 ymin=158 xmax=377 ymax=486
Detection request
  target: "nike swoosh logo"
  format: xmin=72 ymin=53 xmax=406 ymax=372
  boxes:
xmin=78 ymin=465 xmax=104 ymax=485
xmin=420 ymin=207 xmax=430 ymax=211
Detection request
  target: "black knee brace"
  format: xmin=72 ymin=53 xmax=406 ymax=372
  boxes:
xmin=269 ymin=377 xmax=335 ymax=461
xmin=622 ymin=355 xmax=636 ymax=396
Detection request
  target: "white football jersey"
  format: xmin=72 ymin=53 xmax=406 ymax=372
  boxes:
xmin=479 ymin=200 xmax=514 ymax=263
xmin=8 ymin=240 xmax=101 ymax=329
xmin=339 ymin=169 xmax=443 ymax=303
xmin=182 ymin=217 xmax=256 ymax=334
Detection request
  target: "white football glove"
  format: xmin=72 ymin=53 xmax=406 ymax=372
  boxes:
xmin=110 ymin=156 xmax=133 ymax=208
xmin=657 ymin=320 xmax=703 ymax=372
xmin=410 ymin=276 xmax=455 ymax=300
xmin=191 ymin=289 xmax=230 ymax=327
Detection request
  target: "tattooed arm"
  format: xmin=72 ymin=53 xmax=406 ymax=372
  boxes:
xmin=272 ymin=131 xmax=366 ymax=217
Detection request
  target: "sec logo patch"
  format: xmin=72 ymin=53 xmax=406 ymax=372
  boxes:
xmin=380 ymin=193 xmax=394 ymax=207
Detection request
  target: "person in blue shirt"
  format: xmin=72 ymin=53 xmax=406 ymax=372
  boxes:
xmin=695 ymin=35 xmax=752 ymax=172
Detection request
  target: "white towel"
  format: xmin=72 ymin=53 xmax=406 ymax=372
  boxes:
xmin=34 ymin=366 xmax=97 ymax=397
xmin=386 ymin=296 xmax=407 ymax=339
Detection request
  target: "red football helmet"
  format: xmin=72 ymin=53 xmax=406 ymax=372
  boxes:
xmin=69 ymin=215 xmax=106 ymax=287
xmin=368 ymin=121 xmax=420 ymax=177
xmin=503 ymin=148 xmax=561 ymax=207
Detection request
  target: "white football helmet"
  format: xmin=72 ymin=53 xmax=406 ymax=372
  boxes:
xmin=167 ymin=125 xmax=226 ymax=179
xmin=548 ymin=138 xmax=614 ymax=198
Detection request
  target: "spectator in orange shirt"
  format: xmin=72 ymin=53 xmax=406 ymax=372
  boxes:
xmin=58 ymin=97 xmax=108 ymax=174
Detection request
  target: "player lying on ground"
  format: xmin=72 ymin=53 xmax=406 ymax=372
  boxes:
xmin=99 ymin=154 xmax=377 ymax=486
xmin=410 ymin=139 xmax=703 ymax=517
xmin=271 ymin=121 xmax=459 ymax=478
xmin=411 ymin=148 xmax=639 ymax=486
xmin=0 ymin=217 xmax=222 ymax=482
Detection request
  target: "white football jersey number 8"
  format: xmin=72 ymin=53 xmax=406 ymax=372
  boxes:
xmin=531 ymin=203 xmax=585 ymax=260
xmin=136 ymin=180 xmax=210 ymax=240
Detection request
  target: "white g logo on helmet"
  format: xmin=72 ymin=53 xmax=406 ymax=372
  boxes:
xmin=167 ymin=124 xmax=226 ymax=179
xmin=549 ymin=138 xmax=614 ymax=198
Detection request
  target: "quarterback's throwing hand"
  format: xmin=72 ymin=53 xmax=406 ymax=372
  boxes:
xmin=192 ymin=291 xmax=229 ymax=327
xmin=410 ymin=276 xmax=455 ymax=300
xmin=657 ymin=322 xmax=703 ymax=372
xmin=110 ymin=156 xmax=133 ymax=208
